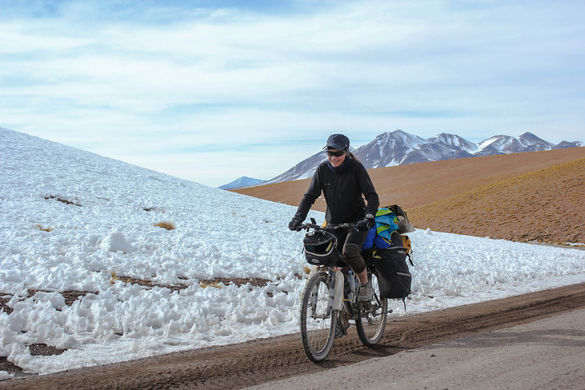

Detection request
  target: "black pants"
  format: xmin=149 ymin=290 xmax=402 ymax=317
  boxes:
xmin=333 ymin=229 xmax=368 ymax=274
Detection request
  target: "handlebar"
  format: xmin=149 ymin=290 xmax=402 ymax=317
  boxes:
xmin=299 ymin=219 xmax=359 ymax=232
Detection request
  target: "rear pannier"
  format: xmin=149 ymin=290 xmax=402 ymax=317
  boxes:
xmin=373 ymin=246 xmax=412 ymax=300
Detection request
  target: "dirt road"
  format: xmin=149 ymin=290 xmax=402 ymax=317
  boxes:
xmin=3 ymin=283 xmax=585 ymax=390
xmin=251 ymin=306 xmax=585 ymax=390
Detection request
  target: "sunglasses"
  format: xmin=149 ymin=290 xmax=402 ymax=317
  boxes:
xmin=326 ymin=150 xmax=345 ymax=157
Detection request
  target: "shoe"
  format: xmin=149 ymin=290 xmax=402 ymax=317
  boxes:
xmin=358 ymin=281 xmax=373 ymax=302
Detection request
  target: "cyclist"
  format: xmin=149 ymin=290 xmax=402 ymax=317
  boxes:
xmin=288 ymin=133 xmax=380 ymax=301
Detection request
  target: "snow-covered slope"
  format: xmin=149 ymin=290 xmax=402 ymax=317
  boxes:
xmin=1 ymin=127 xmax=584 ymax=377
xmin=0 ymin=127 xmax=318 ymax=375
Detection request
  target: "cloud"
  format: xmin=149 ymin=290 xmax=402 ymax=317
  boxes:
xmin=1 ymin=0 xmax=584 ymax=186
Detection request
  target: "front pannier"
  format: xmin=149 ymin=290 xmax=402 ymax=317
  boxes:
xmin=303 ymin=230 xmax=342 ymax=266
xmin=373 ymin=246 xmax=412 ymax=299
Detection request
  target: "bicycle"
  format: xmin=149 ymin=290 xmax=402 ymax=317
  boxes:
xmin=298 ymin=220 xmax=388 ymax=362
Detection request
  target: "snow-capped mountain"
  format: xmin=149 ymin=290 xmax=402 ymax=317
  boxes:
xmin=219 ymin=176 xmax=266 ymax=190
xmin=428 ymin=133 xmax=479 ymax=154
xmin=267 ymin=130 xmax=581 ymax=183
xmin=353 ymin=130 xmax=427 ymax=168
xmin=265 ymin=150 xmax=335 ymax=184
xmin=477 ymin=132 xmax=556 ymax=155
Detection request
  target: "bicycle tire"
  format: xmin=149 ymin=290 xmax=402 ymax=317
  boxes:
xmin=300 ymin=270 xmax=338 ymax=362
xmin=355 ymin=271 xmax=388 ymax=346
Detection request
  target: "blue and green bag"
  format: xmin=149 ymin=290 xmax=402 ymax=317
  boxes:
xmin=362 ymin=207 xmax=400 ymax=250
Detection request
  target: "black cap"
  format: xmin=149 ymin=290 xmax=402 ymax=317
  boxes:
xmin=325 ymin=134 xmax=350 ymax=151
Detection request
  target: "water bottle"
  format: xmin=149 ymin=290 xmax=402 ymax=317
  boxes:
xmin=347 ymin=269 xmax=356 ymax=301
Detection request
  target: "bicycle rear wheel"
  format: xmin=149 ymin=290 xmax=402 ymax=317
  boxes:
xmin=355 ymin=271 xmax=388 ymax=346
xmin=300 ymin=270 xmax=337 ymax=362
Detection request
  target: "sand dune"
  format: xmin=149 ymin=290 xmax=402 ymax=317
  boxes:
xmin=235 ymin=147 xmax=585 ymax=244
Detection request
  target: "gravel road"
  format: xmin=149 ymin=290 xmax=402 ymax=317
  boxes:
xmin=250 ymin=304 xmax=585 ymax=390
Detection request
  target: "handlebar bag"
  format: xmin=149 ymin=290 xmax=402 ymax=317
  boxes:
xmin=303 ymin=230 xmax=343 ymax=266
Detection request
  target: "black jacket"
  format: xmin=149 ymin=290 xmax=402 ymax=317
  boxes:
xmin=294 ymin=157 xmax=379 ymax=224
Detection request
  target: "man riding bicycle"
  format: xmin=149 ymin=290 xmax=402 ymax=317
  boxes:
xmin=288 ymin=134 xmax=380 ymax=302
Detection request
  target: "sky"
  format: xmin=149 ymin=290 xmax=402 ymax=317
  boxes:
xmin=1 ymin=0 xmax=584 ymax=187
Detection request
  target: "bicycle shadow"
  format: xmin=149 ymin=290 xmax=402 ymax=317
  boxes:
xmin=316 ymin=343 xmax=407 ymax=368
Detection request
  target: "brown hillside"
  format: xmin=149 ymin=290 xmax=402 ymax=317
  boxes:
xmin=236 ymin=147 xmax=585 ymax=209
xmin=235 ymin=147 xmax=585 ymax=244
xmin=410 ymin=157 xmax=585 ymax=244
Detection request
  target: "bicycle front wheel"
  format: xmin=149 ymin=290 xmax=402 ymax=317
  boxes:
xmin=300 ymin=270 xmax=337 ymax=362
xmin=355 ymin=271 xmax=388 ymax=346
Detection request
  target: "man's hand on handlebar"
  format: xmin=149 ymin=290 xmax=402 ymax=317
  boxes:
xmin=356 ymin=213 xmax=375 ymax=231
xmin=288 ymin=217 xmax=303 ymax=231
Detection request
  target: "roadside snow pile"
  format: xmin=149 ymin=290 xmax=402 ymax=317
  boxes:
xmin=1 ymin=127 xmax=584 ymax=375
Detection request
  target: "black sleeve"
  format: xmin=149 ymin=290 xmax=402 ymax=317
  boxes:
xmin=357 ymin=164 xmax=379 ymax=216
xmin=293 ymin=167 xmax=323 ymax=222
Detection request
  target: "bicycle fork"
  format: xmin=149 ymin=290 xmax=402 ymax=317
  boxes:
xmin=331 ymin=269 xmax=344 ymax=313
xmin=309 ymin=268 xmax=344 ymax=319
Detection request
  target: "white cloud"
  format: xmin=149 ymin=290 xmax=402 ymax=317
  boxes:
xmin=1 ymin=0 xmax=584 ymax=186
xmin=0 ymin=22 xmax=90 ymax=53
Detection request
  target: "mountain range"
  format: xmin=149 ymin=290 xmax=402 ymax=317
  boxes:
xmin=223 ymin=130 xmax=581 ymax=188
